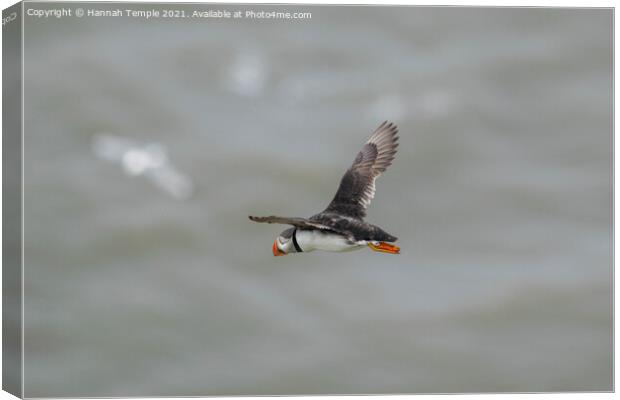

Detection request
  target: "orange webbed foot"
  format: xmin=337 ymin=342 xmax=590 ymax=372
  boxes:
xmin=368 ymin=242 xmax=400 ymax=254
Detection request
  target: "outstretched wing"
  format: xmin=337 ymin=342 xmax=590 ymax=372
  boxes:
xmin=323 ymin=121 xmax=399 ymax=219
xmin=249 ymin=215 xmax=337 ymax=232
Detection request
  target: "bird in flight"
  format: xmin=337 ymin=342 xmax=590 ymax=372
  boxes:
xmin=250 ymin=121 xmax=400 ymax=256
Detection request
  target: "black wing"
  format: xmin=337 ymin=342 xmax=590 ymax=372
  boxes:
xmin=323 ymin=121 xmax=399 ymax=219
xmin=309 ymin=212 xmax=398 ymax=242
xmin=249 ymin=215 xmax=339 ymax=232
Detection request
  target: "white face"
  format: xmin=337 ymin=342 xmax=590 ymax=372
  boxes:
xmin=275 ymin=236 xmax=295 ymax=254
xmin=272 ymin=228 xmax=298 ymax=256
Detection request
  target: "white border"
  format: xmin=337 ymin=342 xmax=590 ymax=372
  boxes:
xmin=0 ymin=1 xmax=615 ymax=400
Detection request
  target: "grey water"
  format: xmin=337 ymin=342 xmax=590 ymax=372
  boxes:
xmin=19 ymin=4 xmax=612 ymax=396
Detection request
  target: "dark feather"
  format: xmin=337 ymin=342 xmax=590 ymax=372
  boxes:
xmin=249 ymin=214 xmax=397 ymax=242
xmin=248 ymin=215 xmax=338 ymax=232
xmin=309 ymin=212 xmax=398 ymax=242
xmin=324 ymin=121 xmax=399 ymax=219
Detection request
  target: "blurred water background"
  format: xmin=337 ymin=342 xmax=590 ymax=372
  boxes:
xmin=20 ymin=5 xmax=612 ymax=396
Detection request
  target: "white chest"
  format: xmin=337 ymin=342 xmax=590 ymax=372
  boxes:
xmin=295 ymin=230 xmax=363 ymax=253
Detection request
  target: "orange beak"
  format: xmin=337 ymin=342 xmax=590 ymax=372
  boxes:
xmin=272 ymin=240 xmax=286 ymax=256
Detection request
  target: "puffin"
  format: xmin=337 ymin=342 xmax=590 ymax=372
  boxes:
xmin=249 ymin=121 xmax=400 ymax=256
